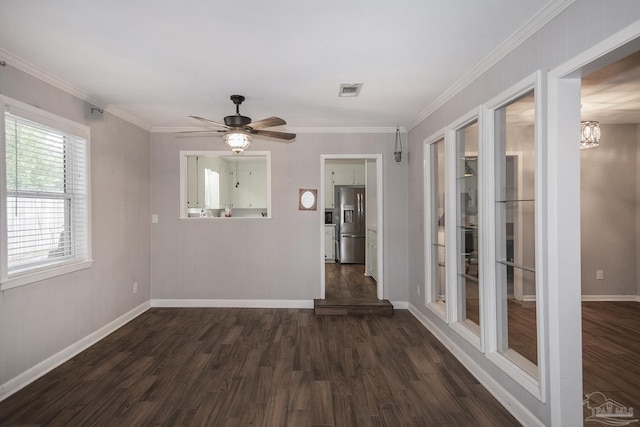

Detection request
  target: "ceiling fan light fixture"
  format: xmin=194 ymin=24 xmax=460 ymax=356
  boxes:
xmin=224 ymin=131 xmax=251 ymax=154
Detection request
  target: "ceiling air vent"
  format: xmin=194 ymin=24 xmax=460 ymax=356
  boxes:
xmin=339 ymin=83 xmax=363 ymax=97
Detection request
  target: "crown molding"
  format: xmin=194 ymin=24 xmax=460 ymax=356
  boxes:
xmin=0 ymin=47 xmax=152 ymax=131
xmin=1 ymin=0 xmax=575 ymax=136
xmin=152 ymin=126 xmax=406 ymax=134
xmin=408 ymin=0 xmax=576 ymax=130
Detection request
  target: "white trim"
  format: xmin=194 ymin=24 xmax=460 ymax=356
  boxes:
xmin=581 ymin=295 xmax=640 ymax=302
xmin=1 ymin=260 xmax=93 ymax=290
xmin=486 ymin=351 xmax=541 ymax=400
xmin=1 ymin=95 xmax=90 ymax=138
xmin=445 ymin=108 xmax=484 ymax=351
xmin=178 ymin=150 xmax=271 ymax=219
xmin=155 ymin=126 xmax=405 ymax=135
xmin=450 ymin=321 xmax=482 ymax=351
xmin=423 ymin=129 xmax=446 ymax=316
xmin=391 ymin=301 xmax=409 ymax=309
xmin=408 ymin=304 xmax=544 ymax=427
xmin=320 ymin=154 xmax=384 ymax=301
xmin=151 ymin=299 xmax=314 ymax=309
xmin=482 ymin=71 xmax=546 ymax=402
xmin=0 ymin=301 xmax=151 ymax=403
xmin=409 ymin=0 xmax=575 ymax=129
xmin=0 ymin=48 xmax=151 ymax=132
xmin=545 ymin=20 xmax=640 ymax=426
xmin=0 ymin=96 xmax=93 ymax=290
xmin=550 ymin=19 xmax=640 ymax=79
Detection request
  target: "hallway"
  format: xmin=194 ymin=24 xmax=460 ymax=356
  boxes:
xmin=325 ymin=263 xmax=377 ymax=300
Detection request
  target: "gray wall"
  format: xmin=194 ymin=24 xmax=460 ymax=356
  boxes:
xmin=581 ymin=124 xmax=639 ymax=296
xmin=0 ymin=66 xmax=151 ymax=386
xmin=407 ymin=2 xmax=640 ymax=425
xmin=150 ymin=132 xmax=408 ymax=302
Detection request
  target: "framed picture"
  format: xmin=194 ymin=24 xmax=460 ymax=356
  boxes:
xmin=299 ymin=189 xmax=317 ymax=210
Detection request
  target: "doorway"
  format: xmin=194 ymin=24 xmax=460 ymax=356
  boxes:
xmin=320 ymin=154 xmax=383 ymax=300
xmin=578 ymin=49 xmax=640 ymax=420
xmin=548 ymin=22 xmax=640 ymax=423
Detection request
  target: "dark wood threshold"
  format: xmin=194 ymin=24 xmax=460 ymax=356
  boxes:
xmin=314 ymin=298 xmax=394 ymax=316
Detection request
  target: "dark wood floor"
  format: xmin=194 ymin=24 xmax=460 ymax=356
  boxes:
xmin=505 ymin=300 xmax=537 ymax=366
xmin=581 ymin=301 xmax=640 ymax=421
xmin=0 ymin=308 xmax=520 ymax=426
xmin=325 ymin=263 xmax=377 ymax=300
xmin=2 ymin=302 xmax=637 ymax=425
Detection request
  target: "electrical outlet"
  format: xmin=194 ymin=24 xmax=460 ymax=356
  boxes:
xmin=133 ymin=282 xmax=138 ymax=293
xmin=417 ymin=285 xmax=421 ymax=296
xmin=596 ymin=270 xmax=604 ymax=280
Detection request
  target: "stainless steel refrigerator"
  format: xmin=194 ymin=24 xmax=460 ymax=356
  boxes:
xmin=335 ymin=185 xmax=366 ymax=264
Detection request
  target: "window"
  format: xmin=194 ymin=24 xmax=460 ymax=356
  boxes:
xmin=494 ymin=90 xmax=537 ymax=371
xmin=1 ymin=96 xmax=91 ymax=289
xmin=180 ymin=151 xmax=271 ymax=219
xmin=483 ymin=72 xmax=545 ymax=400
xmin=426 ymin=137 xmax=446 ymax=314
xmin=455 ymin=120 xmax=480 ymax=336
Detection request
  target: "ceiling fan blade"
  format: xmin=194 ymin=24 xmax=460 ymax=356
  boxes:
xmin=175 ymin=130 xmax=226 ymax=138
xmin=189 ymin=115 xmax=229 ymax=129
xmin=251 ymin=129 xmax=296 ymax=141
xmin=248 ymin=116 xmax=286 ymax=129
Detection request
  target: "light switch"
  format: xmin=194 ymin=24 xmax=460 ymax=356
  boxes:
xmin=152 ymin=214 xmax=158 ymax=224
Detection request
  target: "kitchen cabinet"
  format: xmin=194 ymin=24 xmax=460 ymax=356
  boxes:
xmin=182 ymin=152 xmax=271 ymax=218
xmin=367 ymin=228 xmax=377 ymax=281
xmin=325 ymin=170 xmax=334 ymax=209
xmin=324 ymin=161 xmax=365 ymax=208
xmin=187 ymin=156 xmax=232 ymax=209
xmin=325 ymin=225 xmax=336 ymax=262
xmin=231 ymin=158 xmax=267 ymax=209
xmin=187 ymin=155 xmax=200 ymax=208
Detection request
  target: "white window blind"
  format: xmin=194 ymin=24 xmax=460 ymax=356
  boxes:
xmin=2 ymin=98 xmax=90 ymax=284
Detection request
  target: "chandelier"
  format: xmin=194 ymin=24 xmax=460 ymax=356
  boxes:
xmin=580 ymin=121 xmax=600 ymax=149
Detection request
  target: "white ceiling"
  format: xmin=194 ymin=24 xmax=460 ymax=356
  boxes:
xmin=581 ymin=50 xmax=640 ymax=125
xmin=0 ymin=0 xmax=564 ymax=133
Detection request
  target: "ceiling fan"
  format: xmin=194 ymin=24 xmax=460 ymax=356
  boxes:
xmin=184 ymin=95 xmax=296 ymax=153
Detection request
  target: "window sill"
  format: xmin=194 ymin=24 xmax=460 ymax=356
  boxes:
xmin=0 ymin=259 xmax=93 ymax=291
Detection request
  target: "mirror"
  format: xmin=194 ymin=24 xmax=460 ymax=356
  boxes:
xmin=179 ymin=151 xmax=271 ymax=218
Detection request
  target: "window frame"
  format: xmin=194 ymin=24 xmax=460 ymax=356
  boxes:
xmin=423 ymin=130 xmax=447 ymax=321
xmin=0 ymin=95 xmax=92 ymax=290
xmin=178 ymin=150 xmax=272 ymax=219
xmin=446 ymin=108 xmax=483 ymax=352
xmin=482 ymin=71 xmax=546 ymax=402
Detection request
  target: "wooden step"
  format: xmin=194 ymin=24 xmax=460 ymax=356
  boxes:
xmin=314 ymin=298 xmax=394 ymax=316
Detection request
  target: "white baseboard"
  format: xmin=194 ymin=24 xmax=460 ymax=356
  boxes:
xmin=408 ymin=304 xmax=544 ymax=427
xmin=151 ymin=299 xmax=315 ymax=309
xmin=0 ymin=301 xmax=151 ymax=402
xmin=581 ymin=295 xmax=640 ymax=302
xmin=516 ymin=295 xmax=640 ymax=303
xmin=151 ymin=299 xmax=409 ymax=310
xmin=391 ymin=301 xmax=409 ymax=309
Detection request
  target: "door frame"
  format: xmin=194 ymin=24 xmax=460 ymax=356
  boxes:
xmin=320 ymin=154 xmax=384 ymax=300
xmin=546 ymin=20 xmax=640 ymax=426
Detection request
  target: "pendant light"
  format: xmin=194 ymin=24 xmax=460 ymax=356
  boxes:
xmin=580 ymin=121 xmax=600 ymax=149
xmin=394 ymin=126 xmax=402 ymax=164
